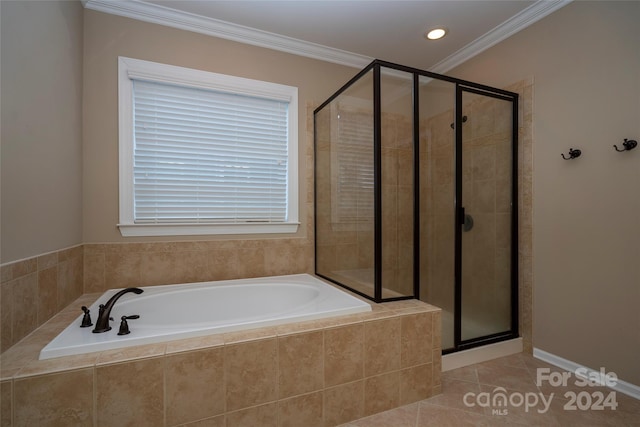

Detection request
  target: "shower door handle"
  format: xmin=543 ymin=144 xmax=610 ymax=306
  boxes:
xmin=459 ymin=207 xmax=474 ymax=232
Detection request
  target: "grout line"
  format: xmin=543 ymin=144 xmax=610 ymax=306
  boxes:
xmin=92 ymin=366 xmax=97 ymax=427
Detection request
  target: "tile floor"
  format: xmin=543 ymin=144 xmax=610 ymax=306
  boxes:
xmin=340 ymin=353 xmax=640 ymax=426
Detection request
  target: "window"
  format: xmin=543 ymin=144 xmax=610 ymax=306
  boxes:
xmin=118 ymin=57 xmax=299 ymax=236
xmin=334 ymin=109 xmax=374 ymax=224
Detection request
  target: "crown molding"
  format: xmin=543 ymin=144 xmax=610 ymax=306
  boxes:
xmin=83 ymin=0 xmax=373 ymax=69
xmin=84 ymin=0 xmax=571 ymax=72
xmin=429 ymin=0 xmax=572 ymax=73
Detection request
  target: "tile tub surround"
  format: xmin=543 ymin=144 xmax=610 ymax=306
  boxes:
xmin=0 ymin=291 xmax=441 ymax=426
xmin=0 ymin=245 xmax=84 ymax=353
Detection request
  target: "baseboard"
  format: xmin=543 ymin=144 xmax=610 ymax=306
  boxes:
xmin=533 ymin=348 xmax=640 ymax=400
xmin=442 ymin=337 xmax=523 ymax=371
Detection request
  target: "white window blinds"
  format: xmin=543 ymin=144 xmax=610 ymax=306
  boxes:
xmin=132 ymin=79 xmax=289 ymax=224
xmin=336 ymin=111 xmax=374 ymax=222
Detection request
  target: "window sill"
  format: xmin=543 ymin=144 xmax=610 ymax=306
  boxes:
xmin=118 ymin=222 xmax=300 ymax=237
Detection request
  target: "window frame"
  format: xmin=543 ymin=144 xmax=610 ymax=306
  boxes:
xmin=117 ymin=57 xmax=299 ymax=237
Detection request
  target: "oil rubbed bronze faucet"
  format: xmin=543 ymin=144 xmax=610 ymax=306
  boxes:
xmin=92 ymin=287 xmax=143 ymax=333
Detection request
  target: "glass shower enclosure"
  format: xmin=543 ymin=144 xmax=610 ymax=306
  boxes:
xmin=314 ymin=60 xmax=519 ymax=353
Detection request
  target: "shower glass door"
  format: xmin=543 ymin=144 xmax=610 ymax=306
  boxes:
xmin=457 ymin=86 xmax=518 ymax=348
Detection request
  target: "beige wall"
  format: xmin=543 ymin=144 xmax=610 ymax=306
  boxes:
xmin=1 ymin=0 xmax=84 ymax=263
xmin=82 ymin=9 xmax=356 ymax=243
xmin=451 ymin=1 xmax=640 ymax=385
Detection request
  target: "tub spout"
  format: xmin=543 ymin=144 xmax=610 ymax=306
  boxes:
xmin=92 ymin=287 xmax=143 ymax=333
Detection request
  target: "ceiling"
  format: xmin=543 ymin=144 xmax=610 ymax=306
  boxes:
xmin=84 ymin=0 xmax=571 ymax=72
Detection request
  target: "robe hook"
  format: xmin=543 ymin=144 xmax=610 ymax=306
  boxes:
xmin=561 ymin=148 xmax=581 ymax=160
xmin=613 ymin=138 xmax=637 ymax=152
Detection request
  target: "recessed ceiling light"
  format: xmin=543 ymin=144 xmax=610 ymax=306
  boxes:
xmin=425 ymin=27 xmax=448 ymax=40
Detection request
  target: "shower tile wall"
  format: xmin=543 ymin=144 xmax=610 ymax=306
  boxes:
xmin=419 ymin=108 xmax=455 ymax=317
xmin=381 ymin=113 xmax=414 ymax=297
xmin=460 ymin=95 xmax=514 ymax=335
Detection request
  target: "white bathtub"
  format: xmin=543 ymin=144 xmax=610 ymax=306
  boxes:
xmin=39 ymin=274 xmax=371 ymax=360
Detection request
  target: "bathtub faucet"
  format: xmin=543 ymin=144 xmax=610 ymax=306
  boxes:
xmin=92 ymin=287 xmax=144 ymax=333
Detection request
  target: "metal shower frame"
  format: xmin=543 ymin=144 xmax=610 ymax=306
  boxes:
xmin=314 ymin=59 xmax=519 ymax=352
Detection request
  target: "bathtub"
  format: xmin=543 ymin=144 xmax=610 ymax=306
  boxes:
xmin=39 ymin=274 xmax=371 ymax=360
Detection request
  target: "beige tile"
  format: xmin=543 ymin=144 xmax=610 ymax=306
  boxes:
xmin=236 ymin=248 xmax=265 ymax=278
xmin=173 ymin=250 xmax=211 ymax=284
xmin=278 ymin=391 xmax=323 ymax=427
xmin=226 ymin=402 xmax=278 ymax=427
xmin=0 ymin=340 xmax=43 ymax=378
xmin=11 ymin=258 xmax=37 ymax=279
xmin=400 ymin=312 xmax=432 ymax=368
xmin=165 ymin=347 xmax=225 ymax=426
xmin=264 ymin=243 xmax=309 ymax=276
xmin=416 ymin=402 xmax=489 ymax=427
xmin=165 ymin=334 xmax=224 ymax=354
xmin=207 ymin=248 xmax=239 ymax=281
xmin=17 ymin=353 xmax=99 ymax=378
xmin=325 ymin=324 xmax=364 ymax=387
xmin=1 ymin=281 xmax=13 ymax=352
xmin=83 ymin=251 xmax=106 ymax=293
xmin=1 ymin=264 xmax=13 ymax=284
xmin=223 ymin=326 xmax=278 ymax=345
xmin=37 ymin=252 xmax=58 ymax=270
xmin=364 ymin=371 xmax=400 ymax=416
xmin=139 ymin=251 xmax=177 ymax=286
xmin=475 ymin=360 xmax=538 ymax=393
xmin=432 ymin=311 xmax=442 ymax=350
xmin=225 ymin=338 xmax=278 ymax=412
xmin=350 ymin=402 xmax=419 ymax=427
xmin=426 ymin=376 xmax=484 ymax=415
xmin=37 ymin=267 xmax=58 ymax=325
xmin=364 ymin=318 xmax=401 ymax=377
xmin=324 ymin=380 xmax=365 ymax=427
xmin=1 ymin=380 xmax=12 ymax=427
xmin=12 ymin=273 xmax=38 ymax=343
xmin=442 ymin=364 xmax=479 ymax=383
xmin=57 ymin=257 xmax=83 ymax=311
xmin=546 ymin=392 xmax=622 ymax=427
xmin=96 ymin=342 xmax=167 ymax=365
xmin=432 ymin=349 xmax=442 ymax=386
xmin=58 ymin=246 xmax=83 ymax=262
xmin=278 ymin=331 xmax=323 ymax=399
xmin=96 ymin=357 xmax=164 ymax=426
xmin=14 ymin=368 xmax=93 ymax=426
xmin=105 ymin=252 xmax=142 ymax=289
xmin=400 ymin=363 xmax=433 ymax=405
xmin=180 ymin=415 xmax=225 ymax=427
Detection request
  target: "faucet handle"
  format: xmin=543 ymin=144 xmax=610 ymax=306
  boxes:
xmin=80 ymin=306 xmax=93 ymax=328
xmin=117 ymin=315 xmax=140 ymax=336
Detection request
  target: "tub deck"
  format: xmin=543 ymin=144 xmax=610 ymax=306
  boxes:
xmin=1 ymin=283 xmax=441 ymax=427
